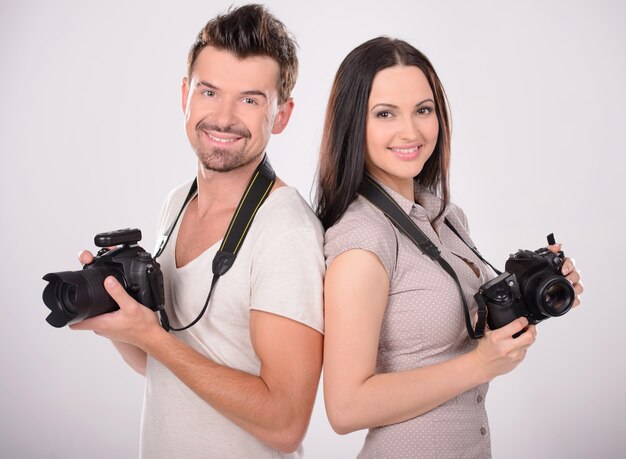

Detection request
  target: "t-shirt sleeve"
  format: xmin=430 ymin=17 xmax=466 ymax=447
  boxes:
xmin=250 ymin=228 xmax=325 ymax=334
xmin=153 ymin=180 xmax=195 ymax=254
xmin=153 ymin=199 xmax=169 ymax=254
xmin=324 ymin=203 xmax=397 ymax=281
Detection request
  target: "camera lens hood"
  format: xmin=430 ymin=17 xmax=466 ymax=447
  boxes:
xmin=42 ymin=267 xmax=121 ymax=327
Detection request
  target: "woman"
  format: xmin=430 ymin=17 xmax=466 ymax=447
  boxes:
xmin=316 ymin=37 xmax=583 ymax=458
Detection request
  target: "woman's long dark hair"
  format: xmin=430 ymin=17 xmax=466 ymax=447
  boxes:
xmin=315 ymin=37 xmax=452 ymax=230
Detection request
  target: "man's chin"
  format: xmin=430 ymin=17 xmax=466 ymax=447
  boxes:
xmin=196 ymin=148 xmax=242 ymax=172
xmin=199 ymin=150 xmax=263 ymax=173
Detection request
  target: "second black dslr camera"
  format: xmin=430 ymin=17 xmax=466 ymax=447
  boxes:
xmin=476 ymin=240 xmax=575 ymax=330
xmin=42 ymin=228 xmax=164 ymax=328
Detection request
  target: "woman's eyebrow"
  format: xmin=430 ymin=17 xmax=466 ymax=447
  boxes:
xmin=370 ymin=98 xmax=435 ymax=111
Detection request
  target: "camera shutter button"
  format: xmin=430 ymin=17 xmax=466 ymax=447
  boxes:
xmin=137 ymin=252 xmax=152 ymax=261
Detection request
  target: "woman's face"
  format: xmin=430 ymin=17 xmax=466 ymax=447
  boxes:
xmin=365 ymin=65 xmax=439 ymax=189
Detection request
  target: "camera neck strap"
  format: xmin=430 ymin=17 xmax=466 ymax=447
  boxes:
xmin=443 ymin=220 xmax=502 ymax=277
xmin=154 ymin=154 xmax=276 ymax=332
xmin=359 ymin=175 xmax=489 ymax=339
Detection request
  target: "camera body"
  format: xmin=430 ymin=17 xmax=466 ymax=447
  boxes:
xmin=476 ymin=246 xmax=574 ymax=330
xmin=43 ymin=228 xmax=164 ymax=328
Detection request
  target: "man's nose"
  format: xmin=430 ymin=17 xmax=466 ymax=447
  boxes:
xmin=213 ymin=99 xmax=238 ymax=127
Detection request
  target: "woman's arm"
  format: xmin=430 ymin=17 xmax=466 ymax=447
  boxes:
xmin=323 ymin=249 xmax=536 ymax=434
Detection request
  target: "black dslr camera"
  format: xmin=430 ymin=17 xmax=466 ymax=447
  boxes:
xmin=475 ymin=237 xmax=575 ymax=330
xmin=42 ymin=228 xmax=164 ymax=328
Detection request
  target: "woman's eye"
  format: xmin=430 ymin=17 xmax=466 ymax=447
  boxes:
xmin=376 ymin=111 xmax=393 ymax=118
xmin=417 ymin=106 xmax=434 ymax=115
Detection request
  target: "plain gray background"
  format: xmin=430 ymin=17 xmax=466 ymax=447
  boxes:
xmin=1 ymin=0 xmax=625 ymax=457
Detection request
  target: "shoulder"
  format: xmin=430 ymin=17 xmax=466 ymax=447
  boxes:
xmin=251 ymin=186 xmax=324 ymax=247
xmin=326 ymin=195 xmax=396 ymax=244
xmin=446 ymin=201 xmax=470 ymax=233
xmin=324 ymin=195 xmax=397 ymax=278
xmin=165 ymin=179 xmax=195 ymax=204
xmin=248 ymin=187 xmax=325 ymax=333
xmin=156 ymin=179 xmax=196 ymax=234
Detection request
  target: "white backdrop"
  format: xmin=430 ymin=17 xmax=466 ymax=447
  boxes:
xmin=1 ymin=0 xmax=625 ymax=457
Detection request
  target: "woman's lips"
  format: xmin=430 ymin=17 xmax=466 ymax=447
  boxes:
xmin=388 ymin=144 xmax=422 ymax=160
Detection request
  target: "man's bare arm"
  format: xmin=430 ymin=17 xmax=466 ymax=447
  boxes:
xmin=71 ymin=276 xmax=323 ymax=453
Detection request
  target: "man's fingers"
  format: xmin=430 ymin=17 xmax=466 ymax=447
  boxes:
xmin=78 ymin=246 xmax=117 ymax=265
xmin=69 ymin=314 xmax=110 ymax=331
xmin=78 ymin=250 xmax=94 ymax=265
xmin=104 ymin=276 xmax=135 ymax=308
xmin=69 ymin=277 xmax=135 ymax=332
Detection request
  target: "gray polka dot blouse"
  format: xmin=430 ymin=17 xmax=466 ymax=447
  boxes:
xmin=324 ymin=181 xmax=496 ymax=459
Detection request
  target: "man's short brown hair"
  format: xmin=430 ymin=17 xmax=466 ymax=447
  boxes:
xmin=188 ymin=4 xmax=298 ymax=104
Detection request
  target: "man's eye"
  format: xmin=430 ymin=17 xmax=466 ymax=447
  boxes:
xmin=243 ymin=98 xmax=257 ymax=105
xmin=201 ymin=90 xmax=215 ymax=97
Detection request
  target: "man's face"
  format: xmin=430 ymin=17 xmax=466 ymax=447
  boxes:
xmin=182 ymin=46 xmax=293 ymax=172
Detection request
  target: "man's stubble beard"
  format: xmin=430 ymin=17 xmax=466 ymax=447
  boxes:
xmin=194 ymin=141 xmax=262 ymax=173
xmin=193 ymin=121 xmax=262 ymax=173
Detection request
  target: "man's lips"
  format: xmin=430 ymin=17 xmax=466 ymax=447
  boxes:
xmin=203 ymin=131 xmax=242 ymax=144
xmin=196 ymin=121 xmax=250 ymax=144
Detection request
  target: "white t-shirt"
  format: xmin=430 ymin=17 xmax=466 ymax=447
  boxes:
xmin=139 ymin=180 xmax=325 ymax=459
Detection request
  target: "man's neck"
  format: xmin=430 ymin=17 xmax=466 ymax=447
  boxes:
xmin=195 ymin=154 xmax=264 ymax=217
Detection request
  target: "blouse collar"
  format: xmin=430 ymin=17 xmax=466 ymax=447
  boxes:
xmin=372 ymin=179 xmax=450 ymax=227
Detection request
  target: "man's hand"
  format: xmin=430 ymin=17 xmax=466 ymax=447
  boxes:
xmin=78 ymin=249 xmax=95 ymax=265
xmin=69 ymin=275 xmax=165 ymax=351
xmin=71 ymin=249 xmax=150 ymax=375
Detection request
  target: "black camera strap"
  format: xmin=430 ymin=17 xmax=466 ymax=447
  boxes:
xmin=443 ymin=220 xmax=502 ymax=276
xmin=154 ymin=154 xmax=276 ymax=332
xmin=359 ymin=175 xmax=489 ymax=339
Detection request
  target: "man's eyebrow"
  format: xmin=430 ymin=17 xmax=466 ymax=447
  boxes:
xmin=198 ymin=81 xmax=218 ymax=90
xmin=241 ymin=90 xmax=268 ymax=99
xmin=370 ymin=98 xmax=435 ymax=111
xmin=196 ymin=82 xmax=267 ymax=100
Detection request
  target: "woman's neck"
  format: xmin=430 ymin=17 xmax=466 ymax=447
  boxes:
xmin=369 ymin=171 xmax=415 ymax=202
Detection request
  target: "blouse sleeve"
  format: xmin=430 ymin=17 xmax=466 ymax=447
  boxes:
xmin=323 ymin=198 xmax=398 ymax=281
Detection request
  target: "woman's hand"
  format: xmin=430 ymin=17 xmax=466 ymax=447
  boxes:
xmin=549 ymin=243 xmax=584 ymax=308
xmin=472 ymin=318 xmax=537 ymax=382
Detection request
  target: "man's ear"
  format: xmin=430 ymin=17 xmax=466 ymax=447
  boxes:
xmin=271 ymin=98 xmax=295 ymax=134
xmin=182 ymin=77 xmax=190 ymax=114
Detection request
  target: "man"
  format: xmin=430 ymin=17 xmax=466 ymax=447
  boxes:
xmin=71 ymin=5 xmax=324 ymax=458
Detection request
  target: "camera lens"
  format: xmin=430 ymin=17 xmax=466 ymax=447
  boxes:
xmin=42 ymin=266 xmax=123 ymax=327
xmin=60 ymin=283 xmax=78 ymax=314
xmin=544 ymin=284 xmax=568 ymax=313
xmin=536 ymin=277 xmax=574 ymax=317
